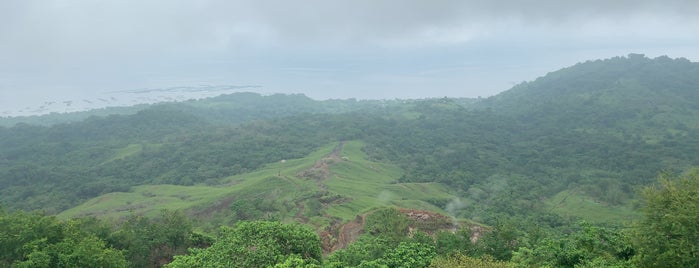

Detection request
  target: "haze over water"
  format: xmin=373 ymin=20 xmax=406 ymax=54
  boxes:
xmin=1 ymin=1 xmax=698 ymax=116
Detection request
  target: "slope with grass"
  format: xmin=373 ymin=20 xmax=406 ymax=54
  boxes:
xmin=324 ymin=141 xmax=454 ymax=220
xmin=544 ymin=189 xmax=639 ymax=225
xmin=59 ymin=141 xmax=460 ymax=230
xmin=59 ymin=142 xmax=336 ymax=220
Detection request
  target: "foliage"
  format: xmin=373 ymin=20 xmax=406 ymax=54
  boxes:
xmin=429 ymin=253 xmax=511 ymax=268
xmin=273 ymin=254 xmax=321 ymax=268
xmin=511 ymin=221 xmax=633 ymax=267
xmin=325 ymin=235 xmax=393 ymax=267
xmin=632 ymin=170 xmax=699 ymax=267
xmin=380 ymin=241 xmax=437 ymax=268
xmin=167 ymin=221 xmax=322 ymax=268
xmin=108 ymin=210 xmax=202 ymax=267
xmin=435 ymin=228 xmax=475 ymax=256
xmin=326 ymin=235 xmax=437 ymax=268
xmin=0 ymin=209 xmax=128 ymax=267
xmin=364 ymin=208 xmax=411 ymax=243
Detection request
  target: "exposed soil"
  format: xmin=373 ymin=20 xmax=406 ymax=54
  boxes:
xmin=400 ymin=208 xmax=454 ymax=235
xmin=292 ymin=141 xmax=372 ymax=254
xmin=295 ymin=142 xmax=350 ymax=215
xmin=319 ymin=208 xmax=489 ymax=254
xmin=297 ymin=141 xmax=344 ymax=190
xmin=320 ymin=214 xmax=366 ymax=254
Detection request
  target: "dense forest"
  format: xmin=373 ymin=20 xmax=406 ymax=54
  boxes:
xmin=1 ymin=54 xmax=699 ymax=267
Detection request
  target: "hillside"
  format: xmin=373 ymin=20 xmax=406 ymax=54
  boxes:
xmin=59 ymin=141 xmax=459 ymax=251
xmin=2 ymin=54 xmax=698 ymax=227
xmin=58 ymin=141 xmax=453 ymax=219
xmin=481 ymin=54 xmax=699 ymax=132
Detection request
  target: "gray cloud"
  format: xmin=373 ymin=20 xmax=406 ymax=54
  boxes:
xmin=2 ymin=0 xmax=697 ymax=53
xmin=0 ymin=0 xmax=698 ymax=115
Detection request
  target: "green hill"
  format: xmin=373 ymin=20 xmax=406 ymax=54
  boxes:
xmin=0 ymin=92 xmax=405 ymax=127
xmin=482 ymin=54 xmax=699 ymax=132
xmin=59 ymin=141 xmax=458 ymax=232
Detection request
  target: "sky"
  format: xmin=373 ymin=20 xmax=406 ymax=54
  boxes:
xmin=1 ymin=0 xmax=698 ymax=116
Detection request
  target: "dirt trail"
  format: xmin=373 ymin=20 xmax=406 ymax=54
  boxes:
xmin=294 ymin=141 xmax=363 ymax=253
xmin=297 ymin=141 xmax=344 ymax=194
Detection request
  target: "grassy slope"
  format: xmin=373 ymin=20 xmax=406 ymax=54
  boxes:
xmin=324 ymin=141 xmax=453 ymax=220
xmin=106 ymin=143 xmax=144 ymax=162
xmin=59 ymin=143 xmax=332 ymax=220
xmin=59 ymin=141 xmax=458 ymax=225
xmin=544 ymin=189 xmax=639 ymax=224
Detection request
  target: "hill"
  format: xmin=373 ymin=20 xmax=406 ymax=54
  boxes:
xmin=481 ymin=54 xmax=699 ymax=132
xmin=2 ymin=54 xmax=699 ymax=228
xmin=0 ymin=92 xmax=409 ymax=127
xmin=59 ymin=140 xmax=460 ymax=251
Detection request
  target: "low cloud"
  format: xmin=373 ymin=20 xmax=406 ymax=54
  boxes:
xmin=1 ymin=0 xmax=697 ymax=109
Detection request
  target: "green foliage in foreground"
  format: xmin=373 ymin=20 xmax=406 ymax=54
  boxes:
xmin=511 ymin=222 xmax=634 ymax=267
xmin=0 ymin=210 xmax=127 ymax=268
xmin=167 ymin=221 xmax=322 ymax=268
xmin=632 ymin=169 xmax=699 ymax=268
xmin=0 ymin=209 xmax=208 ymax=268
xmin=430 ymin=253 xmax=510 ymax=268
xmin=5 ymin=170 xmax=699 ymax=268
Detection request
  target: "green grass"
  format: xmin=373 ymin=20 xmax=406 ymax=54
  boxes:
xmin=59 ymin=184 xmax=231 ymax=219
xmin=104 ymin=143 xmax=143 ymax=163
xmin=60 ymin=140 xmax=460 ymax=228
xmin=324 ymin=141 xmax=455 ymax=220
xmin=59 ymin=144 xmax=333 ymax=220
xmin=545 ymin=190 xmax=639 ymax=224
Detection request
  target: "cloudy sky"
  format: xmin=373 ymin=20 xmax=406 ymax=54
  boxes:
xmin=1 ymin=0 xmax=698 ymax=115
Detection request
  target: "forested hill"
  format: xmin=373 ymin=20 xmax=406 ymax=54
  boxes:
xmin=1 ymin=54 xmax=698 ymax=226
xmin=0 ymin=92 xmax=409 ymax=127
xmin=479 ymin=54 xmax=699 ymax=131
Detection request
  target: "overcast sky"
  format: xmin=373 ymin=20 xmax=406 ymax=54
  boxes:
xmin=1 ymin=0 xmax=698 ymax=115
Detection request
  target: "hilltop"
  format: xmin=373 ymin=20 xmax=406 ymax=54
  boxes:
xmin=481 ymin=54 xmax=699 ymax=131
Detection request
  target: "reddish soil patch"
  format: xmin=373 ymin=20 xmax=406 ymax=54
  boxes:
xmin=320 ymin=214 xmax=366 ymax=254
xmin=399 ymin=208 xmax=454 ymax=235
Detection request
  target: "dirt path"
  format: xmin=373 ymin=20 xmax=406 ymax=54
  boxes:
xmin=297 ymin=141 xmax=344 ymax=193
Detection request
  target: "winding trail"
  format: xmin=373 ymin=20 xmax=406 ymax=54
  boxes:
xmin=297 ymin=141 xmax=345 ymax=194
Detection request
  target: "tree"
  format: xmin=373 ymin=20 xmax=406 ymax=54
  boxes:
xmin=325 ymin=235 xmax=392 ymax=267
xmin=435 ymin=228 xmax=475 ymax=256
xmin=380 ymin=241 xmax=437 ymax=268
xmin=0 ymin=210 xmax=127 ymax=267
xmin=430 ymin=253 xmax=510 ymax=268
xmin=167 ymin=221 xmax=321 ymax=268
xmin=364 ymin=208 xmax=411 ymax=243
xmin=510 ymin=222 xmax=633 ymax=267
xmin=633 ymin=170 xmax=699 ymax=267
xmin=108 ymin=210 xmax=199 ymax=267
